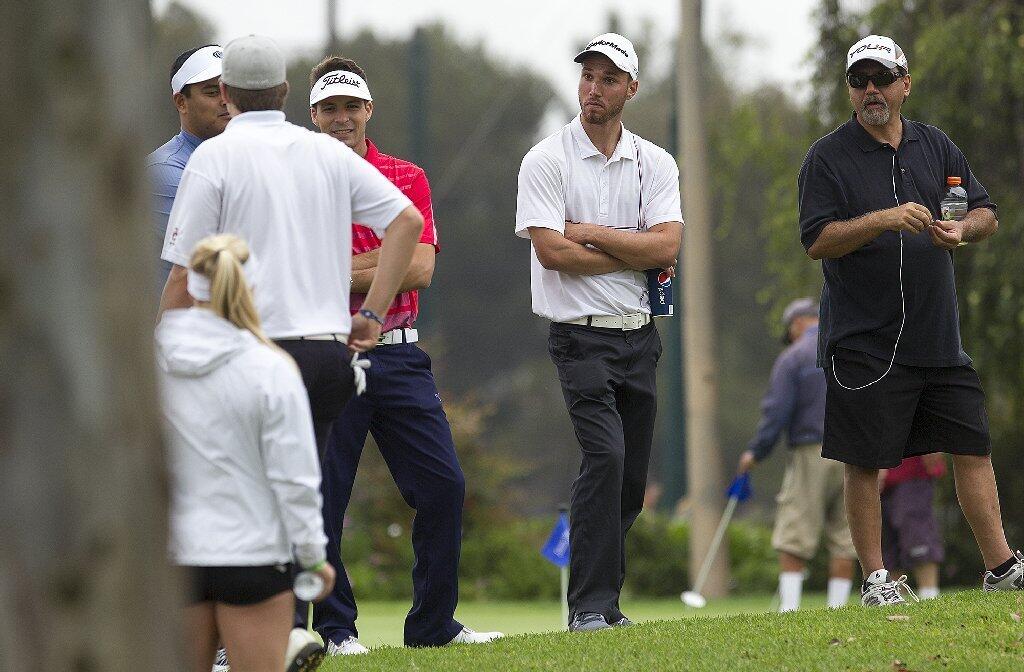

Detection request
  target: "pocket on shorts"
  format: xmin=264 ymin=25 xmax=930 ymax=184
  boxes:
xmin=830 ymin=347 xmax=888 ymax=389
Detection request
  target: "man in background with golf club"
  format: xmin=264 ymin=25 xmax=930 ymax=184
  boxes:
xmin=515 ymin=32 xmax=681 ymax=632
xmin=737 ymin=298 xmax=856 ymax=612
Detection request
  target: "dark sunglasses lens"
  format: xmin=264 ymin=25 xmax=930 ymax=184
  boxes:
xmin=848 ymin=71 xmax=899 ymax=88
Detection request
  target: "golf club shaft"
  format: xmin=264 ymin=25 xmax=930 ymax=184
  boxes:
xmin=692 ymin=496 xmax=738 ymax=594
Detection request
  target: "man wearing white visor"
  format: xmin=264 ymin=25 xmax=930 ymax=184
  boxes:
xmin=160 ymin=35 xmax=423 ymax=461
xmin=515 ymin=32 xmax=682 ymax=632
xmin=147 ymin=45 xmax=229 ymax=289
xmin=306 ymin=56 xmax=500 ymax=653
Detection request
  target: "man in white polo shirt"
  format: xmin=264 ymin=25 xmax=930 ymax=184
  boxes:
xmin=159 ymin=35 xmax=423 ymax=458
xmin=515 ymin=33 xmax=682 ymax=632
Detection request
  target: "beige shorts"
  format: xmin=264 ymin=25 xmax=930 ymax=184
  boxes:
xmin=771 ymin=444 xmax=856 ymax=560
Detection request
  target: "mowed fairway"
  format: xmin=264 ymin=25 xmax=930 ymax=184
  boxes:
xmin=323 ymin=592 xmax=1024 ymax=671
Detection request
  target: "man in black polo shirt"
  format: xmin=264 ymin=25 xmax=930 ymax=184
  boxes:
xmin=798 ymin=34 xmax=1023 ymax=606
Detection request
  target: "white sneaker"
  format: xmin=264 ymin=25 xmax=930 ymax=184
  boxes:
xmin=211 ymin=648 xmax=229 ymax=672
xmin=285 ymin=628 xmax=326 ymax=672
xmin=983 ymin=550 xmax=1024 ymax=592
xmin=326 ymin=636 xmax=369 ymax=655
xmin=445 ymin=626 xmax=504 ymax=645
xmin=861 ymin=569 xmax=918 ymax=607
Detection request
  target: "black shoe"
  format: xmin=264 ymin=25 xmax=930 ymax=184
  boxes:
xmin=569 ymin=612 xmax=612 ymax=632
xmin=612 ymin=616 xmax=634 ymax=627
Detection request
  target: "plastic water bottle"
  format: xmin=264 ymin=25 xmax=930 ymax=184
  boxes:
xmin=939 ymin=176 xmax=968 ymax=221
xmin=294 ymin=570 xmax=324 ymax=601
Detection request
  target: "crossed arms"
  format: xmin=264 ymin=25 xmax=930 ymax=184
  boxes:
xmin=528 ymin=221 xmax=682 ymax=275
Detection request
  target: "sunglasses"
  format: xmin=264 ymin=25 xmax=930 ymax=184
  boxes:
xmin=846 ymin=69 xmax=905 ymax=89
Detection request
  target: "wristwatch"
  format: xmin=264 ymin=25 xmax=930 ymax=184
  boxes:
xmin=359 ymin=308 xmax=384 ymax=326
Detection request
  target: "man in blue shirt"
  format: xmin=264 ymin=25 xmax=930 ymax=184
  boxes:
xmin=147 ymin=44 xmax=228 ymax=286
xmin=737 ymin=298 xmax=856 ymax=612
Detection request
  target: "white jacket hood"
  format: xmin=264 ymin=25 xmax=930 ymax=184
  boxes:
xmin=156 ymin=308 xmax=256 ymax=377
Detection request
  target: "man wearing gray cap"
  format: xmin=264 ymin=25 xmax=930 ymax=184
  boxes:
xmin=161 ymin=34 xmax=422 ymax=452
xmin=737 ymin=299 xmax=856 ymax=612
xmin=799 ymin=34 xmax=1022 ymax=606
xmin=147 ymin=44 xmax=229 ymax=290
xmin=515 ymin=32 xmax=682 ymax=632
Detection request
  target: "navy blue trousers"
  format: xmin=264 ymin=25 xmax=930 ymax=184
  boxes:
xmin=311 ymin=343 xmax=465 ymax=647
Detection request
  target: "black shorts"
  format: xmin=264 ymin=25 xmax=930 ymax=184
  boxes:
xmin=186 ymin=563 xmax=295 ymax=605
xmin=823 ymin=347 xmax=990 ymax=469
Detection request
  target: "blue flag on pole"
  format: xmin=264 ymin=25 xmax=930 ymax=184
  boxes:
xmin=725 ymin=473 xmax=752 ymax=502
xmin=541 ymin=513 xmax=570 ymax=567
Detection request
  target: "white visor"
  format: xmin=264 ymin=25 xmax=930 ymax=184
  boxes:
xmin=310 ymin=70 xmax=373 ymax=107
xmin=171 ymin=45 xmax=224 ymax=94
xmin=187 ymin=252 xmax=259 ymax=302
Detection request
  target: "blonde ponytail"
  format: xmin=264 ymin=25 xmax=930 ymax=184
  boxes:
xmin=188 ymin=234 xmax=275 ymax=348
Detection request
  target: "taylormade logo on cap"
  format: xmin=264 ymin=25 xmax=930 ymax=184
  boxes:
xmin=846 ymin=35 xmax=909 ymax=73
xmin=309 ymin=70 xmax=373 ymax=107
xmin=574 ymin=32 xmax=639 ymax=80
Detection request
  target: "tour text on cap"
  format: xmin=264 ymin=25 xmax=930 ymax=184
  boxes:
xmin=846 ymin=35 xmax=909 ymax=73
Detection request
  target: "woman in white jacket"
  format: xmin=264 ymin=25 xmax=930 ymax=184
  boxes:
xmin=155 ymin=234 xmax=336 ymax=672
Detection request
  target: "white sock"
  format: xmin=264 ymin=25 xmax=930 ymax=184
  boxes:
xmin=827 ymin=577 xmax=852 ymax=608
xmin=918 ymin=586 xmax=939 ymax=600
xmin=779 ymin=571 xmax=803 ymax=612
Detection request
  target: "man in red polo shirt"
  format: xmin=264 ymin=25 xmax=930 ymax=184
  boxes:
xmin=306 ymin=56 xmax=502 ymax=653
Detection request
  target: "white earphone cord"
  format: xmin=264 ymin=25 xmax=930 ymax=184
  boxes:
xmin=830 ymin=153 xmax=905 ymax=390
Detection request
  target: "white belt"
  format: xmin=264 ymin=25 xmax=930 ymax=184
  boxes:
xmin=276 ymin=333 xmax=346 ymax=342
xmin=378 ymin=328 xmax=418 ymax=345
xmin=562 ymin=313 xmax=651 ymax=330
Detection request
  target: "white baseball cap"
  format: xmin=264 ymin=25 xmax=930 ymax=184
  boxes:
xmin=574 ymin=32 xmax=639 ymax=80
xmin=221 ymin=35 xmax=287 ymax=90
xmin=170 ymin=45 xmax=223 ymax=94
xmin=309 ymin=70 xmax=373 ymax=107
xmin=846 ymin=35 xmax=909 ymax=73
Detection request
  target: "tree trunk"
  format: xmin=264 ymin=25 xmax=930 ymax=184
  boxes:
xmin=679 ymin=0 xmax=730 ymax=599
xmin=0 ymin=2 xmax=180 ymax=671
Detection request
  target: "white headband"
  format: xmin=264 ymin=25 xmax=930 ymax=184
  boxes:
xmin=171 ymin=45 xmax=224 ymax=94
xmin=309 ymin=70 xmax=373 ymax=107
xmin=187 ymin=251 xmax=259 ymax=302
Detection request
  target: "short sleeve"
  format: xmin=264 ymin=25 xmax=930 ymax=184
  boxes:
xmin=161 ymin=165 xmax=222 ymax=268
xmin=346 ymin=152 xmax=413 ymax=236
xmin=408 ymin=169 xmax=439 ymax=249
xmin=515 ymin=149 xmax=565 ymax=238
xmin=148 ymin=161 xmax=180 ymax=281
xmin=798 ymin=148 xmax=847 ymax=250
xmin=946 ymin=137 xmax=996 ymax=212
xmin=643 ymin=150 xmax=683 ymax=227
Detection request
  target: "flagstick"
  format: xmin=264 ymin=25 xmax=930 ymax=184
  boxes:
xmin=560 ymin=565 xmax=569 ymax=629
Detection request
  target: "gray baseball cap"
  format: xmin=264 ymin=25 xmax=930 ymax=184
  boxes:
xmin=221 ymin=35 xmax=286 ymax=90
xmin=781 ymin=298 xmax=819 ymax=343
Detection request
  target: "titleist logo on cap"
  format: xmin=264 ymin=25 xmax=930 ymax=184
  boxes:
xmin=320 ymin=73 xmax=363 ymax=90
xmin=587 ymin=39 xmax=630 ymax=59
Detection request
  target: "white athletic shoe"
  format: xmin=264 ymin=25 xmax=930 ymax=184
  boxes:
xmin=983 ymin=550 xmax=1024 ymax=592
xmin=445 ymin=626 xmax=504 ymax=645
xmin=211 ymin=648 xmax=229 ymax=672
xmin=861 ymin=569 xmax=918 ymax=607
xmin=326 ymin=636 xmax=369 ymax=655
xmin=285 ymin=628 xmax=326 ymax=672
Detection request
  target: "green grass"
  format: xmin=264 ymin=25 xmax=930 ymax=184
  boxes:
xmin=321 ymin=592 xmax=1024 ymax=671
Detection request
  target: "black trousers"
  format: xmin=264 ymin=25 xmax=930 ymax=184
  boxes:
xmin=275 ymin=339 xmax=356 ymax=458
xmin=547 ymin=321 xmax=661 ymax=623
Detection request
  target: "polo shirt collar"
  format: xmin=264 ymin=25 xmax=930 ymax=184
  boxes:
xmin=226 ymin=110 xmax=286 ymax=129
xmin=364 ymin=137 xmax=379 ymax=162
xmin=847 ymin=113 xmax=919 ymax=152
xmin=178 ymin=129 xmax=203 ymax=149
xmin=570 ymin=115 xmax=637 ymax=163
